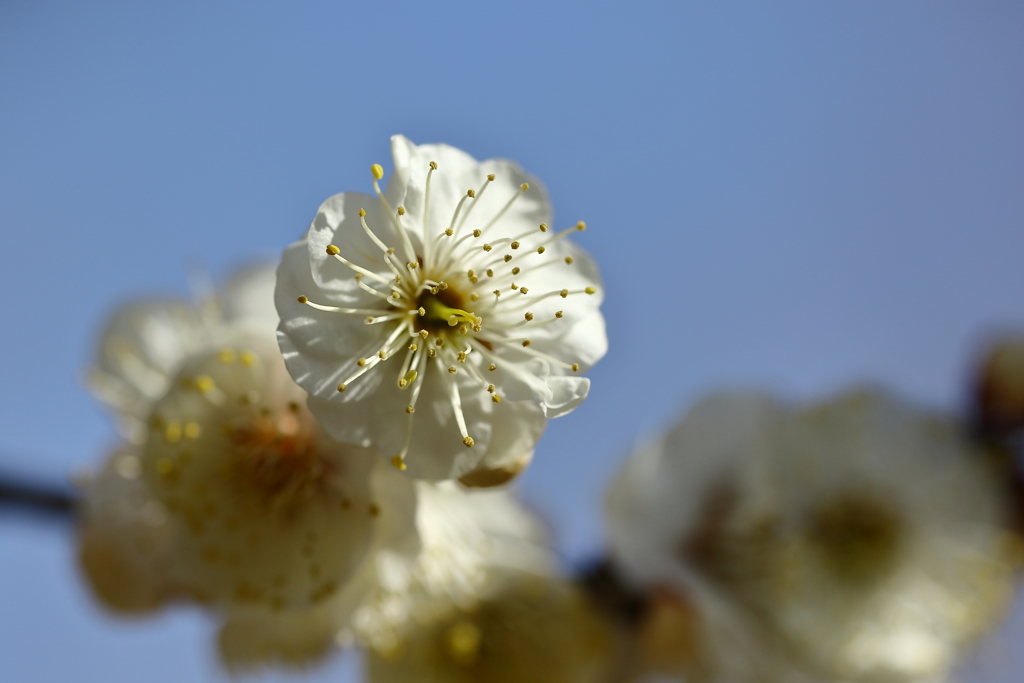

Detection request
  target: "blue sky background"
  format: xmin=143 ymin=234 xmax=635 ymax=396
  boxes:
xmin=2 ymin=1 xmax=1023 ymax=681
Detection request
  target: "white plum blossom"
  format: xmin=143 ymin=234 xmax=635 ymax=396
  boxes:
xmin=606 ymin=389 xmax=1021 ymax=683
xmin=276 ymin=136 xmax=606 ymax=480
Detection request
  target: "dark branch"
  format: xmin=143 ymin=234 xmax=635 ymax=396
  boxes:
xmin=0 ymin=473 xmax=77 ymax=519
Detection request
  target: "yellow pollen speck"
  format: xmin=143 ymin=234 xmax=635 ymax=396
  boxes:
xmin=391 ymin=455 xmax=407 ymax=470
xmin=560 ymin=289 xmax=569 ymax=298
xmin=398 ymin=379 xmax=407 ymax=388
xmin=240 ymin=351 xmax=256 ymax=367
xmin=184 ymin=422 xmax=201 ymax=440
xmin=417 ymin=307 xmax=426 ymax=316
xmin=429 ymin=161 xmax=438 ymax=170
xmin=539 ymin=223 xmax=548 ymax=232
xmin=359 ymin=208 xmax=366 ymax=217
xmin=467 ymin=269 xmax=475 ymax=277
xmin=428 ymin=349 xmax=437 ymax=357
xmin=565 ymin=256 xmax=574 ymax=264
xmin=519 ymin=287 xmax=529 ymax=294
xmin=483 ymin=244 xmax=492 ymax=252
xmin=326 ymin=244 xmax=340 ymax=255
xmin=472 ymin=324 xmax=482 ymax=332
xmin=503 ymin=254 xmax=512 ymax=262
xmin=406 ymin=405 xmax=415 ymax=414
xmin=459 ymin=325 xmax=468 ymax=334
xmin=467 ymin=189 xmax=476 ymax=198
xmin=164 ymin=423 xmax=182 ymax=444
xmin=486 ymin=269 xmax=494 ymax=277
xmin=218 ymin=348 xmax=236 ymax=364
xmin=297 ymin=295 xmax=308 ymax=304
xmin=473 ymin=229 xmax=482 ymax=237
xmin=493 ymin=290 xmax=501 ymax=297
xmin=337 ymin=383 xmax=346 ymax=392
xmin=572 ymin=363 xmax=580 ymax=372
xmin=520 ymin=183 xmax=529 ymax=191
xmin=576 ymin=221 xmax=586 ymax=231
xmin=555 ymin=310 xmax=564 ymax=318
xmin=522 ymin=340 xmax=532 ymax=347
xmin=537 ymin=246 xmax=546 ymax=254
xmin=457 ymin=352 xmax=467 ymax=362
xmin=512 ymin=267 xmax=520 ymax=275
xmin=371 ymin=164 xmax=384 ymax=180
xmin=430 ymin=287 xmax=439 ymax=295
xmin=358 ymin=358 xmax=367 ymax=367
xmin=365 ymin=316 xmax=374 ymax=324
xmin=355 ymin=273 xmax=363 ymax=281
xmin=387 ymin=247 xmax=395 ymax=255
xmin=470 ymin=293 xmax=479 ymax=301
xmin=489 ymin=364 xmax=497 ymax=371
xmin=511 ymin=241 xmax=520 ymax=249
xmin=487 ymin=173 xmax=495 ymax=181
xmin=397 ymin=206 xmax=406 ymax=215
xmin=445 ymin=228 xmax=454 ymax=236
xmin=492 ymin=394 xmax=501 ymax=403
xmin=585 ymin=287 xmax=596 ymax=294
xmin=448 ymin=366 xmax=457 ymax=374
xmin=409 ymin=343 xmax=418 ymax=351
xmin=378 ymin=350 xmax=388 ymax=360
xmin=525 ymin=312 xmax=534 ymax=321
xmin=463 ymin=436 xmax=475 ymax=447
xmin=195 ymin=375 xmax=216 ymax=394
xmin=408 ymin=262 xmax=419 ymax=269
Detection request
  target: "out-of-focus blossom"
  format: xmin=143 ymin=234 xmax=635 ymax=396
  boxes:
xmin=276 ymin=135 xmax=606 ymax=480
xmin=366 ymin=569 xmax=615 ymax=683
xmin=975 ymin=335 xmax=1024 ymax=436
xmin=87 ymin=266 xmax=278 ymax=444
xmin=78 ymin=268 xmax=416 ymax=670
xmin=607 ymin=389 xmax=1022 ymax=683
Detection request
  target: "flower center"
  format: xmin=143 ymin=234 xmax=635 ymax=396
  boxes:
xmin=806 ymin=491 xmax=904 ymax=584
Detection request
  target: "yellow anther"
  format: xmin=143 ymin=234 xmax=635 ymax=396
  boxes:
xmin=457 ymin=351 xmax=467 ymax=362
xmin=218 ymin=348 xmax=236 ymax=364
xmin=448 ymin=315 xmax=458 ymax=326
xmin=406 ymin=405 xmax=415 ymax=413
xmin=408 ymin=261 xmax=419 ymax=269
xmin=355 ymin=273 xmax=363 ymax=281
xmin=430 ymin=286 xmax=440 ymax=295
xmin=560 ymin=289 xmax=569 ymax=298
xmin=493 ymin=290 xmax=501 ymax=297
xmin=184 ymin=422 xmax=201 ymax=440
xmin=391 ymin=455 xmax=407 ymax=471
xmin=408 ymin=343 xmax=418 ymax=351
xmin=439 ymin=282 xmax=448 ymax=290
xmin=448 ymin=366 xmax=458 ymax=374
xmin=419 ymin=329 xmax=429 ymax=338
xmin=164 ymin=423 xmax=182 ymax=444
xmin=572 ymin=363 xmax=580 ymax=372
xmin=564 ymin=256 xmax=574 ymax=264
xmin=537 ymin=246 xmax=546 ymax=254
xmin=519 ymin=287 xmax=529 ymax=294
xmin=467 ymin=189 xmax=476 ymax=198
xmin=522 ymin=339 xmax=532 ymax=347
xmin=486 ymin=269 xmax=494 ymax=277
xmin=297 ymin=295 xmax=309 ymax=304
xmin=503 ymin=254 xmax=512 ymax=262
xmin=444 ymin=228 xmax=453 ymax=236
xmin=365 ymin=316 xmax=374 ymax=324
xmin=326 ymin=244 xmax=340 ymax=255
xmin=195 ymin=375 xmax=216 ymax=394
xmin=386 ymin=247 xmax=395 ymax=254
xmin=525 ymin=312 xmax=534 ymax=321
xmin=555 ymin=310 xmax=564 ymax=318
xmin=402 ymin=370 xmax=418 ymax=386
xmin=539 ymin=223 xmax=548 ymax=232
xmin=378 ymin=350 xmax=388 ymax=360
xmin=463 ymin=436 xmax=475 ymax=447
xmin=576 ymin=221 xmax=586 ymax=231
xmin=472 ymin=229 xmax=482 ymax=237
xmin=435 ymin=338 xmax=445 ymax=346
xmin=428 ymin=349 xmax=437 ymax=357
xmin=397 ymin=206 xmax=406 ymax=215
xmin=337 ymin=383 xmax=347 ymax=392
xmin=371 ymin=164 xmax=384 ymax=180
xmin=491 ymin=394 xmax=501 ymax=403
xmin=486 ymin=384 xmax=496 ymax=393
xmin=487 ymin=173 xmax=495 ymax=181
xmin=511 ymin=241 xmax=520 ymax=249
xmin=520 ymin=183 xmax=529 ymax=191
xmin=429 ymin=161 xmax=438 ymax=170
xmin=470 ymin=292 xmax=479 ymax=301
xmin=467 ymin=269 xmax=475 ymax=277
xmin=417 ymin=307 xmax=426 ymax=316
xmin=483 ymin=244 xmax=492 ymax=252
xmin=488 ymin=364 xmax=497 ymax=371
xmin=512 ymin=267 xmax=520 ymax=275
xmin=511 ymin=283 xmax=518 ymax=290
xmin=459 ymin=324 xmax=468 ymax=334
xmin=472 ymin=324 xmax=482 ymax=332
xmin=398 ymin=378 xmax=407 ymax=388
xmin=585 ymin=286 xmax=596 ymax=294
xmin=358 ymin=358 xmax=368 ymax=367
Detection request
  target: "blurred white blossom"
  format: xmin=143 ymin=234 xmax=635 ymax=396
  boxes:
xmin=607 ymin=389 xmax=1022 ymax=683
xmin=276 ymin=136 xmax=606 ymax=480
